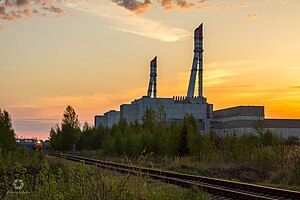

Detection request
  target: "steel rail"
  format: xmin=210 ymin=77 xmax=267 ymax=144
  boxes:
xmin=48 ymin=152 xmax=300 ymax=200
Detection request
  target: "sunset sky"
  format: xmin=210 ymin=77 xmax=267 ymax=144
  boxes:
xmin=1 ymin=0 xmax=300 ymax=140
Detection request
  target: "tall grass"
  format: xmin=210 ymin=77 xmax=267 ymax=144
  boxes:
xmin=1 ymin=148 xmax=211 ymax=199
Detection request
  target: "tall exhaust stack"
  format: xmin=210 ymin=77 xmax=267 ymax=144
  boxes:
xmin=187 ymin=23 xmax=203 ymax=98
xmin=147 ymin=56 xmax=157 ymax=98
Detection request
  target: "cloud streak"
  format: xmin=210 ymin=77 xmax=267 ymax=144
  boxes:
xmin=66 ymin=1 xmax=191 ymax=42
xmin=228 ymin=2 xmax=249 ymax=9
xmin=290 ymin=86 xmax=300 ymax=89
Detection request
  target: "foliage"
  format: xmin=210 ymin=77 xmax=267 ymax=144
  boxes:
xmin=1 ymin=149 xmax=210 ymax=199
xmin=0 ymin=109 xmax=16 ymax=155
xmin=49 ymin=105 xmax=81 ymax=151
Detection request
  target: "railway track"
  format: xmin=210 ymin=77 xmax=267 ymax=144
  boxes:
xmin=48 ymin=152 xmax=300 ymax=200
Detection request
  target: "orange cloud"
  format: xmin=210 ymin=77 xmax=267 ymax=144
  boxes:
xmin=0 ymin=0 xmax=66 ymax=22
xmin=176 ymin=0 xmax=194 ymax=9
xmin=111 ymin=0 xmax=152 ymax=14
xmin=157 ymin=0 xmax=174 ymax=10
xmin=197 ymin=4 xmax=223 ymax=11
xmin=157 ymin=0 xmax=195 ymax=10
xmin=246 ymin=13 xmax=259 ymax=20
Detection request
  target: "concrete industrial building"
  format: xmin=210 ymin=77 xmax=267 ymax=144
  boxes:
xmin=120 ymin=96 xmax=213 ymax=132
xmin=213 ymin=106 xmax=300 ymax=137
xmin=95 ymin=23 xmax=300 ymax=137
xmin=95 ymin=24 xmax=213 ymax=132
xmin=94 ymin=110 xmax=120 ymax=128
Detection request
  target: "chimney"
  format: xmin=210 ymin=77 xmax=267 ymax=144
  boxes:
xmin=187 ymin=23 xmax=203 ymax=98
xmin=147 ymin=56 xmax=157 ymax=98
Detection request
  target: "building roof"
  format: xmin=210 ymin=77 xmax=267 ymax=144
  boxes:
xmin=265 ymin=119 xmax=300 ymax=128
xmin=213 ymin=106 xmax=264 ymax=119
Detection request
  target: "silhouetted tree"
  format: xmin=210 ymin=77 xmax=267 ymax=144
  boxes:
xmin=49 ymin=105 xmax=80 ymax=151
xmin=61 ymin=105 xmax=80 ymax=151
xmin=0 ymin=109 xmax=16 ymax=154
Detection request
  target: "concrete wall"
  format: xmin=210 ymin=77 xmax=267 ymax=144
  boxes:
xmin=120 ymin=96 xmax=213 ymax=132
xmin=95 ymin=102 xmax=300 ymax=138
xmin=94 ymin=110 xmax=120 ymax=128
xmin=213 ymin=124 xmax=300 ymax=138
xmin=94 ymin=115 xmax=105 ymax=128
xmin=213 ymin=106 xmax=264 ymax=135
xmin=265 ymin=119 xmax=300 ymax=137
xmin=212 ymin=106 xmax=300 ymax=138
xmin=213 ymin=106 xmax=264 ymax=120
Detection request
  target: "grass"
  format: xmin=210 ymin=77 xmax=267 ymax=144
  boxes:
xmin=75 ymin=149 xmax=300 ymax=192
xmin=259 ymin=182 xmax=300 ymax=192
xmin=0 ymin=148 xmax=211 ymax=200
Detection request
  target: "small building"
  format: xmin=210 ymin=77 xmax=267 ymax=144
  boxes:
xmin=94 ymin=110 xmax=120 ymax=128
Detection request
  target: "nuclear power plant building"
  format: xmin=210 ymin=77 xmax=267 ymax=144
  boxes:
xmin=94 ymin=23 xmax=300 ymax=138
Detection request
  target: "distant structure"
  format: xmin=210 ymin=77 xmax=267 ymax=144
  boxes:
xmin=94 ymin=23 xmax=300 ymax=138
xmin=94 ymin=110 xmax=120 ymax=128
xmin=187 ymin=24 xmax=203 ymax=98
xmin=147 ymin=57 xmax=157 ymax=98
xmin=213 ymin=106 xmax=300 ymax=137
xmin=95 ymin=23 xmax=213 ymax=132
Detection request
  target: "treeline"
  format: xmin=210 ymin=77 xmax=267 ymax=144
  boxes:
xmin=49 ymin=105 xmax=105 ymax=151
xmin=49 ymin=106 xmax=299 ymax=162
xmin=0 ymin=109 xmax=16 ymax=155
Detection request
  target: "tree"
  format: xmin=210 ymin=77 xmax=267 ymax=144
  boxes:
xmin=178 ymin=123 xmax=189 ymax=156
xmin=77 ymin=122 xmax=103 ymax=151
xmin=222 ymin=131 xmax=243 ymax=162
xmin=49 ymin=105 xmax=81 ymax=151
xmin=241 ymin=133 xmax=258 ymax=161
xmin=61 ymin=105 xmax=80 ymax=151
xmin=0 ymin=109 xmax=16 ymax=154
xmin=178 ymin=114 xmax=197 ymax=156
xmin=49 ymin=125 xmax=60 ymax=150
xmin=141 ymin=108 xmax=157 ymax=132
xmin=62 ymin=105 xmax=80 ymax=130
